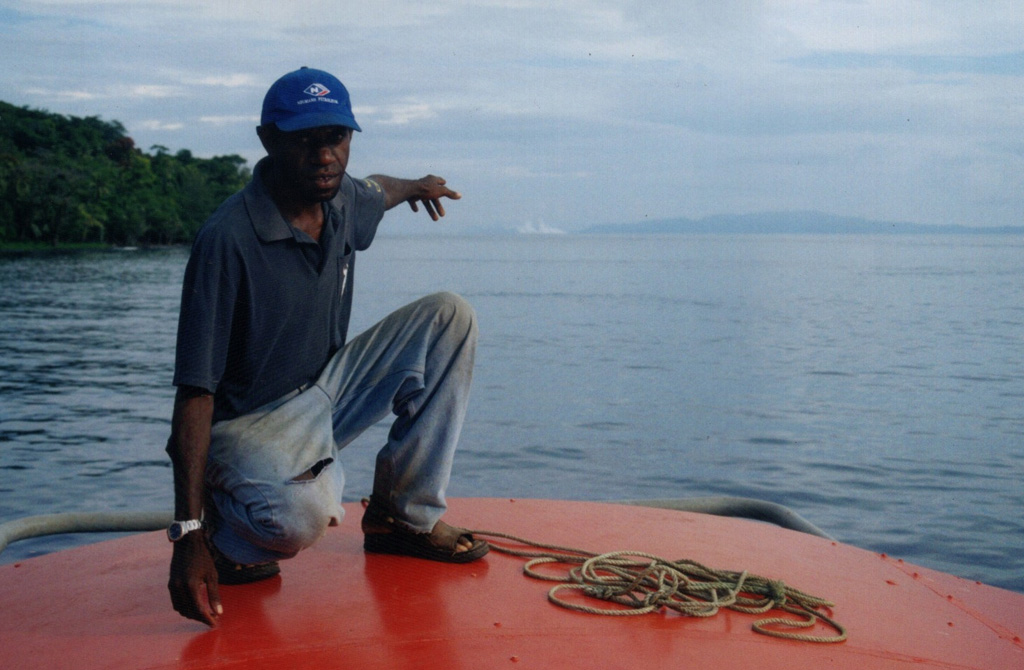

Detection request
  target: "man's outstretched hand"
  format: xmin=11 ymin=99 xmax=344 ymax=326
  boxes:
xmin=405 ymin=175 xmax=461 ymax=221
xmin=168 ymin=534 xmax=222 ymax=626
xmin=370 ymin=174 xmax=461 ymax=221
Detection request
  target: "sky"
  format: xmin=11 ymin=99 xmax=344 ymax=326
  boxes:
xmin=1 ymin=0 xmax=1022 ymax=233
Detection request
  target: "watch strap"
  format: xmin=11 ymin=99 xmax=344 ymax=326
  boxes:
xmin=167 ymin=518 xmax=204 ymax=541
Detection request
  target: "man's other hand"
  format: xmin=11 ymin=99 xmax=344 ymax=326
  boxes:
xmin=168 ymin=533 xmax=222 ymax=626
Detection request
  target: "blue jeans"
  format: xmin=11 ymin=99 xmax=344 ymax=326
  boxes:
xmin=205 ymin=292 xmax=477 ymax=565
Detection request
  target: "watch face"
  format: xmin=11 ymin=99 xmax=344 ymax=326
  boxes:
xmin=167 ymin=523 xmax=184 ymax=542
xmin=168 ymin=520 xmax=201 ymax=541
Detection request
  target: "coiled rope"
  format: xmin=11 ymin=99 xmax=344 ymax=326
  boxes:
xmin=472 ymin=530 xmax=847 ymax=644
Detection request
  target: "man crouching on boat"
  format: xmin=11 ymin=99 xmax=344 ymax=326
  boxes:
xmin=166 ymin=67 xmax=488 ymax=626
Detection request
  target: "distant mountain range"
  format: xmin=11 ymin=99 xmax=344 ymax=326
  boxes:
xmin=582 ymin=211 xmax=1024 ymax=235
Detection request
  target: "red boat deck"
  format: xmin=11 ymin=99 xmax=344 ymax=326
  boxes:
xmin=2 ymin=498 xmax=1022 ymax=669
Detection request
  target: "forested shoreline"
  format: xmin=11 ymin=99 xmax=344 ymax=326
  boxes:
xmin=1 ymin=101 xmax=250 ymax=247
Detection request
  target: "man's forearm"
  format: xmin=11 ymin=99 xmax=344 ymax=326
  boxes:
xmin=167 ymin=388 xmax=214 ymax=521
xmin=366 ymin=174 xmax=421 ymax=210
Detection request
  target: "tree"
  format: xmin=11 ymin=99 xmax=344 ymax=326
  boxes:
xmin=0 ymin=100 xmax=250 ymax=246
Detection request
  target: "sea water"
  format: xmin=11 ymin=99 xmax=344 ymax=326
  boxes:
xmin=1 ymin=234 xmax=1022 ymax=592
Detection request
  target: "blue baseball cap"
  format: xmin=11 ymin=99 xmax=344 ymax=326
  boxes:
xmin=261 ymin=67 xmax=362 ymax=132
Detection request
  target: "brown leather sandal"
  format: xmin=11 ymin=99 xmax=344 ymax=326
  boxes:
xmin=361 ymin=499 xmax=489 ymax=563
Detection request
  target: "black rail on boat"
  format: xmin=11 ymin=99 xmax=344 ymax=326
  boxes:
xmin=0 ymin=498 xmax=832 ymax=557
xmin=614 ymin=497 xmax=834 ymax=540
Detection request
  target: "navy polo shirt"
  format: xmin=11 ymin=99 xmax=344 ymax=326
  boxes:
xmin=173 ymin=159 xmax=386 ymax=422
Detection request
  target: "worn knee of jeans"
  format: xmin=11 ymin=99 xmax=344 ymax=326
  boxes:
xmin=275 ymin=479 xmax=338 ymax=554
xmin=210 ymin=459 xmax=342 ymax=561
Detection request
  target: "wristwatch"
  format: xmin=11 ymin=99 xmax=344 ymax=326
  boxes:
xmin=167 ymin=519 xmax=204 ymax=542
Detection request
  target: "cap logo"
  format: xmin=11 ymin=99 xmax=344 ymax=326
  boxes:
xmin=303 ymin=83 xmax=331 ymax=97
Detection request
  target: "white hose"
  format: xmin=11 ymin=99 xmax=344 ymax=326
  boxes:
xmin=0 ymin=511 xmax=172 ymax=556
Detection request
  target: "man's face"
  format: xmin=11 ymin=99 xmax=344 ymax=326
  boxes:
xmin=261 ymin=125 xmax=353 ymax=203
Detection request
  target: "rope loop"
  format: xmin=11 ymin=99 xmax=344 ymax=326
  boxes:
xmin=473 ymin=529 xmax=847 ymax=644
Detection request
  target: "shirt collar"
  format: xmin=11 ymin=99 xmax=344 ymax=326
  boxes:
xmin=244 ymin=158 xmax=342 ymax=244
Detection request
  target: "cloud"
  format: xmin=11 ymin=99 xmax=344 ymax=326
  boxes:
xmin=356 ymin=102 xmax=438 ymax=126
xmin=136 ymin=119 xmax=185 ymax=131
xmin=199 ymin=115 xmax=260 ymax=126
xmin=2 ymin=0 xmax=1022 ymax=229
xmin=122 ymin=84 xmax=185 ymax=99
xmin=517 ymin=220 xmax=567 ymax=235
xmin=22 ymin=87 xmax=98 ymax=101
xmin=21 ymin=83 xmax=184 ymax=103
xmin=770 ymin=0 xmax=1024 ymax=56
xmin=498 ymin=165 xmax=589 ymax=180
xmin=788 ymin=51 xmax=1024 ymax=76
xmin=182 ymin=73 xmax=262 ymax=88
